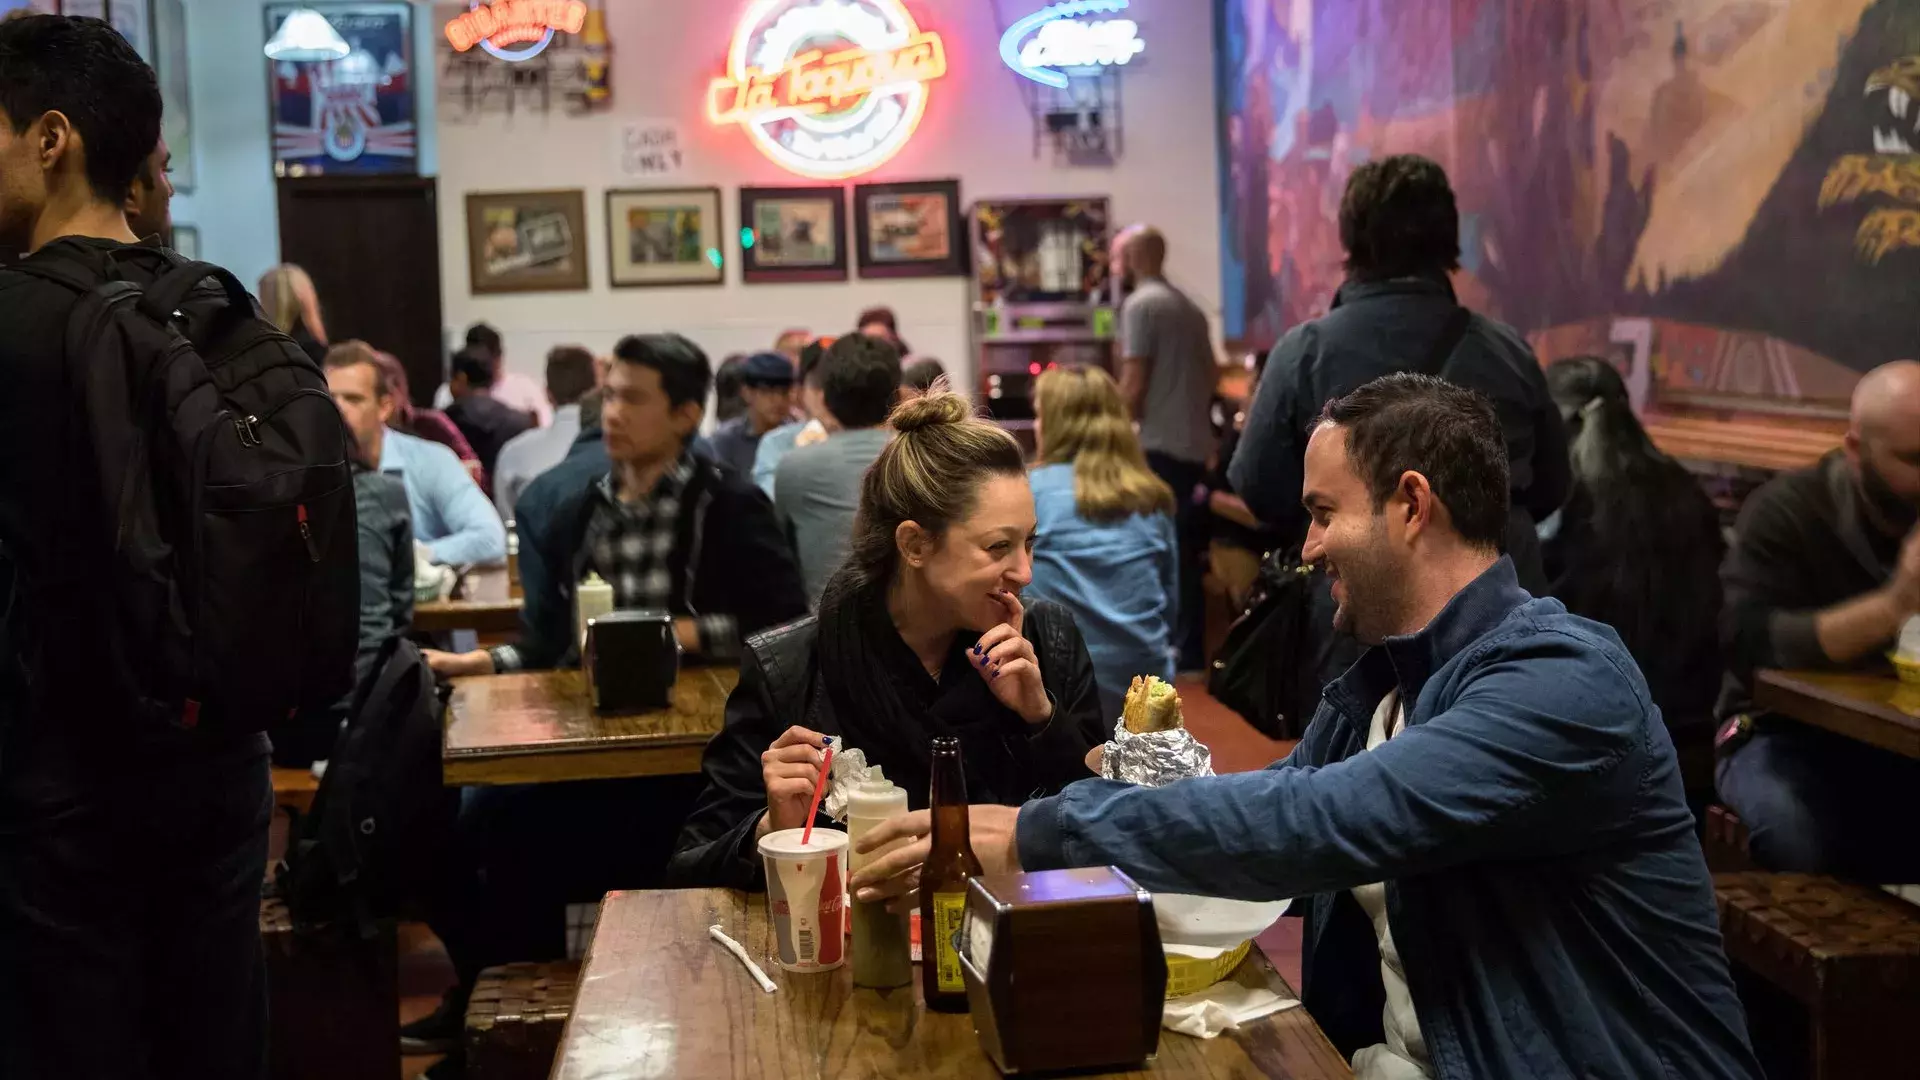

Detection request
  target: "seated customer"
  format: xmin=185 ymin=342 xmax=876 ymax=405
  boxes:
xmin=1715 ymin=359 xmax=1920 ymax=881
xmin=752 ymin=339 xmax=831 ymax=497
xmin=427 ymin=333 xmax=807 ymax=678
xmin=445 ymin=346 xmax=534 ymax=491
xmin=856 ymin=375 xmax=1760 ymax=1080
xmin=1024 ymin=366 xmax=1178 ymax=722
xmin=774 ymin=334 xmax=901 ymax=602
xmin=363 ymin=345 xmax=488 ymax=490
xmin=708 ymin=351 xmax=795 ymax=479
xmin=493 ymin=345 xmax=598 ymax=519
xmin=434 ymin=322 xmax=553 ymax=427
xmin=670 ymin=389 xmax=1107 ymax=889
xmin=1198 ymin=353 xmax=1284 ymax=609
xmin=325 ymin=343 xmax=506 ymax=569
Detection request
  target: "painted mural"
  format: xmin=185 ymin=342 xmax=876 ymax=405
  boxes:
xmin=1215 ymin=0 xmax=1920 ymax=408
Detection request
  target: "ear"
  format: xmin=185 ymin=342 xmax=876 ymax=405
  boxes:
xmin=895 ymin=520 xmax=933 ymax=568
xmin=1842 ymin=427 xmax=1862 ymax=470
xmin=672 ymin=398 xmax=704 ymax=437
xmin=1395 ymin=470 xmax=1437 ymax=540
xmin=37 ymin=111 xmax=73 ymax=169
xmin=376 ymin=393 xmax=397 ymax=426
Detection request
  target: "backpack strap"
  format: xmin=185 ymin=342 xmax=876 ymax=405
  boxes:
xmin=138 ymin=261 xmax=250 ymax=323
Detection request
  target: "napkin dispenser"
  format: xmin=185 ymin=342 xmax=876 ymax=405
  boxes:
xmin=960 ymin=867 xmax=1166 ymax=1075
xmin=584 ymin=609 xmax=678 ymax=713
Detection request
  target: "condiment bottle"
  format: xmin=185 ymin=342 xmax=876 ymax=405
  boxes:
xmin=919 ymin=737 xmax=982 ymax=1012
xmin=848 ymin=769 xmax=912 ymax=989
xmin=575 ymin=571 xmax=613 ymax=653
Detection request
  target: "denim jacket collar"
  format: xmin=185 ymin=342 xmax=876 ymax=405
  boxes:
xmin=1324 ymin=556 xmax=1528 ymax=720
xmin=1331 ymin=273 xmax=1457 ymax=309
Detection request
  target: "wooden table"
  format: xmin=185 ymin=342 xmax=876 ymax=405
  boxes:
xmin=552 ymin=889 xmax=1353 ymax=1080
xmin=443 ymin=667 xmax=738 ymax=785
xmin=414 ymin=598 xmax=524 ymax=635
xmin=1755 ymin=669 xmax=1920 ymax=760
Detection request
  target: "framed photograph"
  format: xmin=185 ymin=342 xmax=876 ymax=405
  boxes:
xmin=855 ymin=179 xmax=965 ymax=278
xmin=739 ymin=185 xmax=848 ymax=284
xmin=153 ymin=0 xmax=192 ymax=192
xmin=265 ymin=3 xmax=417 ymax=177
xmin=465 ymin=189 xmax=590 ymax=295
xmin=170 ymin=224 xmax=199 ymax=260
xmin=605 ymin=187 xmax=723 ymax=288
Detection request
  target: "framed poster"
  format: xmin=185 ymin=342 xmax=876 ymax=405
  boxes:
xmin=107 ymin=0 xmax=148 ymax=59
xmin=170 ymin=223 xmax=198 ymax=260
xmin=855 ymin=179 xmax=965 ymax=279
xmin=153 ymin=0 xmax=191 ymax=192
xmin=606 ymin=187 xmax=723 ymax=288
xmin=465 ymin=189 xmax=589 ymax=295
xmin=265 ymin=3 xmax=417 ymax=177
xmin=739 ymin=185 xmax=847 ymax=285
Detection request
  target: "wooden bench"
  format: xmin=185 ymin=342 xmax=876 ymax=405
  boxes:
xmin=260 ymin=898 xmax=399 ymax=1080
xmin=1714 ymin=872 xmax=1920 ymax=1079
xmin=1643 ymin=414 xmax=1840 ymax=473
xmin=271 ymin=766 xmax=319 ymax=819
xmin=465 ymin=960 xmax=580 ymax=1080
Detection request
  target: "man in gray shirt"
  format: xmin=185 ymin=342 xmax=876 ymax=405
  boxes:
xmin=1117 ymin=226 xmax=1217 ymax=665
xmin=775 ymin=335 xmax=903 ymax=602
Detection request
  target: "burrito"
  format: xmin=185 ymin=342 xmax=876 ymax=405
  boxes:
xmin=1102 ymin=676 xmax=1214 ymax=785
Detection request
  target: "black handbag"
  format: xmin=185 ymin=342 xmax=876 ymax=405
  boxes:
xmin=1206 ymin=305 xmax=1473 ymax=740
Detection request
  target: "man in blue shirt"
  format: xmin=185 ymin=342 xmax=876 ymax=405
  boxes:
xmin=855 ymin=374 xmax=1758 ymax=1080
xmin=326 ymin=343 xmax=506 ymax=569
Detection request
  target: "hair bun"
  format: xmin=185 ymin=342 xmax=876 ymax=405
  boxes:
xmin=888 ymin=383 xmax=971 ymax=433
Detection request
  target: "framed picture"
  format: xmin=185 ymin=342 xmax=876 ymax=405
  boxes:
xmin=169 ymin=224 xmax=199 ymax=260
xmin=605 ymin=187 xmax=723 ymax=288
xmin=153 ymin=0 xmax=192 ymax=193
xmin=465 ymin=189 xmax=590 ymax=294
xmin=265 ymin=3 xmax=417 ymax=177
xmin=855 ymin=179 xmax=965 ymax=278
xmin=739 ymin=185 xmax=848 ymax=284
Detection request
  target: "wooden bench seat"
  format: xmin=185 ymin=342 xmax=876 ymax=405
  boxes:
xmin=1643 ymin=415 xmax=1840 ymax=472
xmin=465 ymin=959 xmax=580 ymax=1080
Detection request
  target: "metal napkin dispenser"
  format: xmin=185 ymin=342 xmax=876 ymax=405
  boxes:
xmin=960 ymin=867 xmax=1166 ymax=1075
xmin=584 ymin=609 xmax=678 ymax=713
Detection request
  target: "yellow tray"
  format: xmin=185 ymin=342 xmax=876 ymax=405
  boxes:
xmin=1892 ymin=652 xmax=1920 ymax=686
xmin=1164 ymin=938 xmax=1253 ymax=998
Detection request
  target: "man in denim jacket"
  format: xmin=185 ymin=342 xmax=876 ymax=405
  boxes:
xmin=855 ymin=374 xmax=1758 ymax=1080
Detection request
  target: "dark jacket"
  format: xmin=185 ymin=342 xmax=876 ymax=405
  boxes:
xmin=668 ymin=600 xmax=1107 ymax=889
xmin=1019 ymin=559 xmax=1759 ymax=1080
xmin=1230 ymin=276 xmax=1570 ymax=584
xmin=507 ymin=445 xmax=806 ymax=670
xmin=445 ymin=393 xmax=534 ymax=488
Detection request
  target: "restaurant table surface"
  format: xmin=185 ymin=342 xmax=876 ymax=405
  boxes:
xmin=551 ymin=888 xmax=1354 ymax=1080
xmin=1755 ymin=668 xmax=1920 ymax=761
xmin=442 ymin=667 xmax=738 ymax=785
xmin=414 ymin=597 xmax=523 ymax=635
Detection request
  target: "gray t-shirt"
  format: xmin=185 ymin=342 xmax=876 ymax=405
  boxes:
xmin=1122 ymin=278 xmax=1216 ymax=464
xmin=773 ymin=427 xmax=894 ymax=603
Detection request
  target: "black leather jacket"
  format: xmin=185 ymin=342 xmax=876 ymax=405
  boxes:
xmin=667 ymin=600 xmax=1108 ymax=889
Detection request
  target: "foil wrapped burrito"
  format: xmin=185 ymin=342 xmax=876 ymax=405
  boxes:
xmin=1101 ymin=676 xmax=1214 ymax=786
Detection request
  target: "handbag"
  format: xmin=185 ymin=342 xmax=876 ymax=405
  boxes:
xmin=1206 ymin=305 xmax=1473 ymax=739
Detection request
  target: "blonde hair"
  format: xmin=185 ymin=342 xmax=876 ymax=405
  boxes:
xmin=842 ymin=383 xmax=1026 ymax=588
xmin=1035 ymin=366 xmax=1174 ymax=522
xmin=258 ymin=264 xmax=327 ymax=344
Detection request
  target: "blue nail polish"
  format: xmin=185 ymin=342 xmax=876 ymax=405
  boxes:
xmin=991 ymin=671 xmax=1000 ymax=680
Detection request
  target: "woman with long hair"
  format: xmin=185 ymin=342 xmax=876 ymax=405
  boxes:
xmin=258 ymin=263 xmax=328 ymax=362
xmin=1026 ymin=366 xmax=1179 ymax=721
xmin=670 ymin=389 xmax=1106 ymax=888
xmin=1543 ymin=356 xmax=1724 ymax=798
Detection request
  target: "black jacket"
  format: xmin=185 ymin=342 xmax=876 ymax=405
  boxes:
xmin=667 ymin=600 xmax=1107 ymax=889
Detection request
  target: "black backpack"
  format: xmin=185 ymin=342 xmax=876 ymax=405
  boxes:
xmin=10 ymin=243 xmax=357 ymax=733
xmin=276 ymin=634 xmax=457 ymax=934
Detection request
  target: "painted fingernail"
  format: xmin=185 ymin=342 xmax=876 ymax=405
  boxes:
xmin=991 ymin=671 xmax=1001 ymax=680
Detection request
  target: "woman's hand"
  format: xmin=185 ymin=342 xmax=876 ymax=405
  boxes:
xmin=972 ymin=591 xmax=1051 ymax=725
xmin=761 ymin=726 xmax=829 ymax=835
xmin=848 ymin=805 xmax=1023 ymax=911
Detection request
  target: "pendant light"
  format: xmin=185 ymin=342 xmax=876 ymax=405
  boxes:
xmin=263 ymin=8 xmax=350 ymax=63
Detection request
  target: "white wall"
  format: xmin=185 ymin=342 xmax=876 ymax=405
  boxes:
xmin=436 ymin=0 xmax=1222 ymax=395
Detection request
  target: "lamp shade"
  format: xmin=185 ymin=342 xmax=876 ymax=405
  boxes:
xmin=264 ymin=8 xmax=350 ymax=62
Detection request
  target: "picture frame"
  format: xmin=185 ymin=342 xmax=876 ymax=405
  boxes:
xmin=739 ymin=185 xmax=848 ymax=285
xmin=855 ymin=179 xmax=966 ymax=279
xmin=265 ymin=3 xmax=417 ymax=177
xmin=153 ymin=0 xmax=193 ymax=193
xmin=605 ymin=187 xmax=724 ymax=288
xmin=169 ymin=224 xmax=199 ymax=260
xmin=465 ymin=189 xmax=590 ymax=295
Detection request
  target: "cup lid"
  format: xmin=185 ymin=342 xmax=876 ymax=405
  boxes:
xmin=759 ymin=827 xmax=849 ymax=857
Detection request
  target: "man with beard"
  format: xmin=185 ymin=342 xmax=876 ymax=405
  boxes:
xmin=854 ymin=374 xmax=1759 ymax=1080
xmin=1715 ymin=359 xmax=1920 ymax=881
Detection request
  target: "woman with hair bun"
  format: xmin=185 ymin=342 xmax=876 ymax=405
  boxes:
xmin=670 ymin=388 xmax=1107 ymax=889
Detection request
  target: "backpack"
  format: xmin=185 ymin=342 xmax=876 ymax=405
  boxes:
xmin=275 ymin=634 xmax=457 ymax=934
xmin=9 ymin=242 xmax=358 ymax=733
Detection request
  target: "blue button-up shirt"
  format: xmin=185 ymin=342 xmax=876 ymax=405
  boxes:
xmin=378 ymin=428 xmax=506 ymax=567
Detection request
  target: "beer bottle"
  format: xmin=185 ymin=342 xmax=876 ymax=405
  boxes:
xmin=919 ymin=736 xmax=982 ymax=1012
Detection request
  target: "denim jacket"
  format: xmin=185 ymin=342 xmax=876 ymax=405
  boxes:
xmin=1018 ymin=559 xmax=1759 ymax=1080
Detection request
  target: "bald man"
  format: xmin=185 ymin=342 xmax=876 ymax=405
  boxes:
xmin=1715 ymin=359 xmax=1920 ymax=881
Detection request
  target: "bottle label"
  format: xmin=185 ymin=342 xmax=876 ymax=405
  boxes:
xmin=932 ymin=891 xmax=968 ymax=993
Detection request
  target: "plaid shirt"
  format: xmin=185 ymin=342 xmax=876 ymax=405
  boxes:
xmin=491 ymin=453 xmax=739 ymax=671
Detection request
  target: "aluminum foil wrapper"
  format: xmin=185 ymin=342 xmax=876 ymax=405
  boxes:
xmin=821 ymin=744 xmax=873 ymax=823
xmin=1101 ymin=719 xmax=1214 ymax=786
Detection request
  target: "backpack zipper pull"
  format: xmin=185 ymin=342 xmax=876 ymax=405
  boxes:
xmin=297 ymin=504 xmax=320 ymax=563
xmin=234 ymin=414 xmax=261 ymax=448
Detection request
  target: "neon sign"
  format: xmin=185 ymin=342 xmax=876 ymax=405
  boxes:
xmin=708 ymin=0 xmax=947 ymax=181
xmin=1000 ymin=0 xmax=1144 ymax=89
xmin=445 ymin=0 xmax=587 ymax=63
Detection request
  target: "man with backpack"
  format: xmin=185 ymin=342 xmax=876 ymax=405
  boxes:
xmin=0 ymin=16 xmax=358 ymax=1080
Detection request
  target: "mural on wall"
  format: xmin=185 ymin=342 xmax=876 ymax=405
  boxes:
xmin=267 ymin=3 xmax=417 ymax=176
xmin=1216 ymin=0 xmax=1920 ymax=409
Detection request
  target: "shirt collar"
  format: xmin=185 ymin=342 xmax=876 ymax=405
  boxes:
xmin=1332 ymin=274 xmax=1457 ymax=309
xmin=597 ymin=449 xmax=696 ymax=508
xmin=1326 ymin=556 xmax=1529 ymax=717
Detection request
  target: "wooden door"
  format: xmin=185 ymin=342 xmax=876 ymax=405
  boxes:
xmin=277 ymin=175 xmax=445 ymax=406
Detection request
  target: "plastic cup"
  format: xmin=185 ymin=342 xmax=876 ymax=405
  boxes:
xmin=758 ymin=828 xmax=850 ymax=972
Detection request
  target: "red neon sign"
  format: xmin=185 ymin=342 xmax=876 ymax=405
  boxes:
xmin=445 ymin=0 xmax=587 ymax=59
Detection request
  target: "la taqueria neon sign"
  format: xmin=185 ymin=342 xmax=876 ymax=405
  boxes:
xmin=445 ymin=0 xmax=587 ymax=62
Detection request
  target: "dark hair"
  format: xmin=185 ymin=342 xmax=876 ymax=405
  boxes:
xmin=1318 ymin=373 xmax=1508 ymax=549
xmin=1339 ymin=154 xmax=1461 ymax=283
xmin=855 ymin=306 xmax=898 ymax=333
xmin=797 ymin=338 xmax=830 ymax=385
xmin=713 ymin=354 xmax=748 ymax=422
xmin=463 ymin=322 xmax=503 ymax=358
xmin=0 ymin=15 xmax=161 ymax=205
xmin=323 ymin=340 xmax=393 ymax=399
xmin=450 ymin=347 xmax=496 ymax=390
xmin=544 ymin=345 xmax=596 ymax=407
xmin=612 ymin=332 xmax=712 ymax=410
xmin=901 ymin=358 xmax=947 ymax=393
xmin=819 ymin=334 xmax=904 ymax=429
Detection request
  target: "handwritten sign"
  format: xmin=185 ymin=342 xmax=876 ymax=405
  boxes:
xmin=615 ymin=120 xmax=686 ymax=180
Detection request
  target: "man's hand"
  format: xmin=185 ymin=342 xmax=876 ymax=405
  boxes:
xmin=1891 ymin=525 xmax=1920 ymax=617
xmin=849 ymin=804 xmax=1022 ymax=912
xmin=762 ymin=726 xmax=829 ymax=834
xmin=424 ymin=648 xmax=494 ymax=679
xmin=973 ymin=591 xmax=1051 ymax=725
xmin=673 ymin=617 xmax=701 ymax=654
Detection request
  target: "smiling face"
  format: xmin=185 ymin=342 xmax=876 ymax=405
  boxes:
xmin=899 ymin=473 xmax=1036 ymax=633
xmin=1300 ymin=423 xmax=1411 ymax=645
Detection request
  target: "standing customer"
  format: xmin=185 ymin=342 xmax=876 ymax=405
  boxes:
xmin=1025 ymin=366 xmax=1179 ymax=721
xmin=258 ymin=262 xmax=328 ymax=362
xmin=1116 ymin=226 xmax=1217 ymax=667
xmin=710 ymin=351 xmax=797 ymax=479
xmin=493 ymin=344 xmax=598 ymax=519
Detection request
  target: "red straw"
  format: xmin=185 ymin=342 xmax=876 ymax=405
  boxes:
xmin=800 ymin=742 xmax=834 ymax=845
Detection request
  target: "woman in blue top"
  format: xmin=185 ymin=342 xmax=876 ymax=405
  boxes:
xmin=1026 ymin=366 xmax=1179 ymax=722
